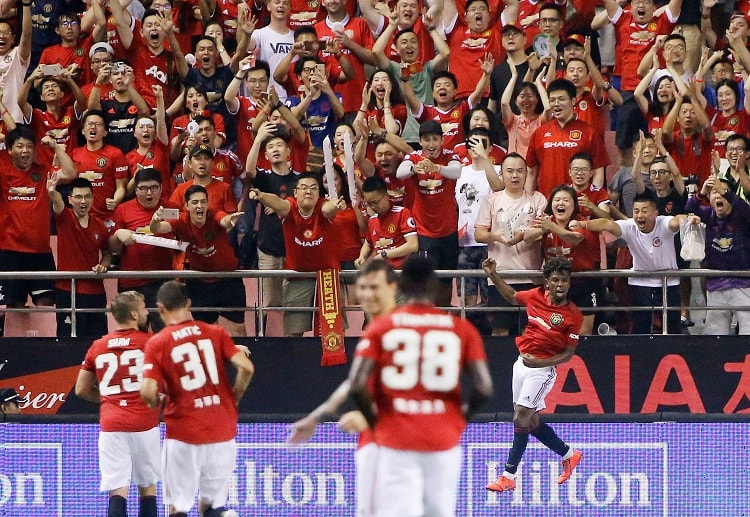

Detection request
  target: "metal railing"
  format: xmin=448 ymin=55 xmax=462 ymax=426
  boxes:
xmin=1 ymin=268 xmax=747 ymax=336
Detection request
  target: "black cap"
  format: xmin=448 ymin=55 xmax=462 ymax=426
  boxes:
xmin=189 ymin=144 xmax=213 ymax=159
xmin=419 ymin=119 xmax=443 ymax=137
xmin=0 ymin=388 xmax=27 ymax=405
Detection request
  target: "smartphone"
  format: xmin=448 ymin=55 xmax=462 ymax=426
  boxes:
xmin=162 ymin=208 xmax=180 ymax=220
xmin=40 ymin=64 xmax=62 ymax=76
xmin=303 ymin=40 xmax=317 ymax=52
xmin=315 ymin=63 xmax=326 ymax=77
xmin=259 ymin=92 xmax=269 ymax=102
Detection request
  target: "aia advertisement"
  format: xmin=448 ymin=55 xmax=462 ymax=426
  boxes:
xmin=1 ymin=336 xmax=750 ymax=415
xmin=0 ymin=422 xmax=747 ymax=515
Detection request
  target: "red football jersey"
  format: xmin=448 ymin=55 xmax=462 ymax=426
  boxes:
xmin=126 ymin=140 xmax=173 ymax=197
xmin=574 ymin=90 xmax=607 ymax=135
xmin=229 ymin=96 xmax=262 ymax=162
xmin=612 ymin=8 xmax=676 ymax=91
xmin=82 ymin=328 xmax=160 ymax=432
xmin=365 ymin=205 xmax=417 ymax=268
xmin=27 ymin=107 xmax=78 ymax=167
xmin=256 ymin=134 xmax=310 ymax=174
xmin=282 ymin=197 xmax=338 ymax=271
xmin=453 ymin=142 xmax=507 ymax=167
xmin=514 ymin=286 xmax=583 ymax=358
xmin=355 ymin=304 xmax=487 ymax=451
xmin=445 ymin=22 xmax=504 ymax=99
xmin=55 ymin=208 xmax=109 ymax=294
xmin=666 ymin=130 xmax=713 ymax=184
xmin=129 ymin=36 xmax=182 ymax=107
xmin=39 ymin=33 xmax=95 ymax=86
xmin=289 ymin=0 xmax=324 ymax=28
xmin=416 ymin=101 xmax=471 ymax=151
xmin=708 ymin=108 xmax=750 ymax=158
xmin=167 ymin=211 xmax=237 ymax=272
xmin=525 ymin=117 xmax=610 ymax=198
xmin=316 ymin=17 xmax=375 ymax=113
xmin=364 ymin=104 xmax=409 ymax=161
xmin=0 ymin=155 xmax=53 ymax=253
xmin=381 ymin=16 xmax=435 ymax=66
xmin=542 ymin=217 xmax=601 ymax=272
xmin=110 ymin=198 xmax=175 ymax=289
xmin=169 ymin=180 xmax=238 ymax=214
xmin=571 ymin=182 xmax=609 ymax=220
xmin=143 ymin=320 xmax=241 ymax=443
xmin=208 ymin=148 xmax=245 ymax=183
xmin=170 ymin=113 xmax=227 ymax=147
xmin=331 ymin=205 xmax=363 ymax=262
xmin=71 ymin=145 xmax=130 ymax=220
xmin=377 ymin=167 xmax=414 ymax=208
xmin=403 ymin=149 xmax=460 ymax=238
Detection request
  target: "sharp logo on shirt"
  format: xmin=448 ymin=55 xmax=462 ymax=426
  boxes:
xmin=544 ymin=141 xmax=578 ymax=149
xmin=550 ymin=313 xmax=563 ymax=326
xmin=569 ymin=130 xmax=582 ymax=141
xmin=96 ymin=157 xmax=108 ymax=168
xmin=294 ymin=235 xmax=324 ymax=247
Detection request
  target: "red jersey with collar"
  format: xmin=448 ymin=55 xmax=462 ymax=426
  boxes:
xmin=571 ymin=182 xmax=609 ymax=219
xmin=0 ymin=155 xmax=53 ymax=253
xmin=525 ymin=117 xmax=610 ymax=198
xmin=416 ymin=101 xmax=471 ymax=151
xmin=574 ymin=89 xmax=607 ymax=135
xmin=229 ymin=96 xmax=262 ymax=161
xmin=377 ymin=167 xmax=414 ymax=208
xmin=126 ymin=141 xmax=173 ymax=197
xmin=27 ymin=107 xmax=78 ymax=167
xmin=666 ymin=130 xmax=713 ymax=184
xmin=542 ymin=217 xmax=600 ymax=272
xmin=39 ymin=33 xmax=95 ymax=84
xmin=316 ymin=17 xmax=375 ymax=113
xmin=355 ymin=304 xmax=487 ymax=451
xmin=169 ymin=179 xmax=238 ymax=214
xmin=612 ymin=8 xmax=676 ymax=91
xmin=708 ymin=107 xmax=750 ymax=158
xmin=403 ymin=149 xmax=460 ymax=238
xmin=282 ymin=197 xmax=338 ymax=271
xmin=365 ymin=205 xmax=417 ymax=268
xmin=445 ymin=22 xmax=503 ymax=99
xmin=453 ymin=141 xmax=507 ymax=166
xmin=82 ymin=328 xmax=160 ymax=433
xmin=289 ymin=0 xmax=324 ymax=28
xmin=167 ymin=211 xmax=237 ymax=272
xmin=514 ymin=286 xmax=583 ymax=358
xmin=54 ymin=208 xmax=109 ymax=294
xmin=71 ymin=145 xmax=129 ymax=220
xmin=143 ymin=320 xmax=241 ymax=444
xmin=110 ymin=198 xmax=175 ymax=289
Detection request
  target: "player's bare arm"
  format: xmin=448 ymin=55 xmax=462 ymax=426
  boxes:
xmin=230 ymin=349 xmax=255 ymax=405
xmin=74 ymin=369 xmax=101 ymax=403
xmin=288 ymin=380 xmax=353 ymax=444
xmin=140 ymin=378 xmax=160 ymax=408
xmin=349 ymin=355 xmax=377 ymax=428
xmin=482 ymin=257 xmax=519 ymax=305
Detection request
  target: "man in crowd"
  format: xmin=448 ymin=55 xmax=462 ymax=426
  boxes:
xmin=0 ymin=388 xmax=26 ymax=415
xmin=141 ymin=280 xmax=254 ymax=517
xmin=75 ymin=291 xmax=160 ymax=517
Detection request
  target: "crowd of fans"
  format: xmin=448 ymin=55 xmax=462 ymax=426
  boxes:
xmin=0 ymin=0 xmax=747 ymax=338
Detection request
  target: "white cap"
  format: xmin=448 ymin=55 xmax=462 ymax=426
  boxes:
xmin=89 ymin=42 xmax=114 ymax=58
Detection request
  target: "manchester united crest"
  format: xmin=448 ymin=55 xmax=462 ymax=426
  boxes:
xmin=569 ymin=130 xmax=582 ymax=141
xmin=97 ymin=157 xmax=108 ymax=168
xmin=550 ymin=313 xmax=563 ymax=326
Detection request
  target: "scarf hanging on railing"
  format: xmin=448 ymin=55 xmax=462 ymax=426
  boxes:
xmin=314 ymin=268 xmax=346 ymax=366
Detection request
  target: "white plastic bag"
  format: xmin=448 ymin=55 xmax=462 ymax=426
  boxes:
xmin=679 ymin=217 xmax=706 ymax=262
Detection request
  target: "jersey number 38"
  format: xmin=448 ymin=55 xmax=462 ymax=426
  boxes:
xmin=381 ymin=329 xmax=461 ymax=392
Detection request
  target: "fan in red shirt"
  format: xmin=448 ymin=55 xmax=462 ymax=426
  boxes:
xmin=225 ymin=58 xmax=270 ymax=162
xmin=74 ymin=291 xmax=160 ymax=517
xmin=109 ymin=168 xmax=174 ymax=331
xmin=169 ymin=145 xmax=238 ymax=214
xmin=126 ymin=89 xmax=173 ymax=196
xmin=663 ymin=94 xmax=714 ymax=184
xmin=397 ymin=119 xmax=463 ymax=306
xmin=0 ymin=127 xmax=78 ymax=308
xmin=248 ymin=173 xmax=345 ymax=337
xmin=355 ymin=69 xmax=409 ymax=162
xmin=151 ymin=184 xmax=246 ymax=336
xmin=48 ymin=176 xmax=111 ymax=338
xmin=525 ymin=79 xmax=609 ymax=198
xmin=442 ymin=0 xmax=506 ymax=101
xmin=141 ymin=280 xmax=254 ymax=517
xmin=349 ymin=255 xmax=492 ymax=517
xmin=453 ymin=106 xmax=507 ymax=166
xmin=358 ymin=0 xmax=436 ymax=66
xmin=71 ymin=110 xmax=130 ymax=222
xmin=355 ymin=175 xmax=418 ymax=269
xmin=482 ymin=256 xmax=584 ymax=494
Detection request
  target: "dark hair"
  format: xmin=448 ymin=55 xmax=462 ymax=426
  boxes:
xmin=110 ymin=291 xmax=145 ymax=325
xmin=631 ymin=131 xmax=655 ymax=145
xmin=648 ymin=74 xmax=676 ymax=116
xmin=362 ymin=175 xmax=388 ymax=194
xmin=462 ymin=106 xmax=500 ymax=143
xmin=464 ymin=0 xmax=489 ymax=12
xmin=69 ymin=177 xmax=94 ymax=192
xmin=726 ymin=133 xmax=749 ymax=150
xmin=38 ymin=76 xmax=64 ymax=91
xmin=203 ymin=20 xmax=222 ymax=33
xmin=82 ymin=109 xmax=106 ymax=125
xmin=502 ymin=152 xmax=526 ymax=167
xmin=261 ymin=132 xmax=290 ymax=150
xmin=542 ymin=257 xmax=572 ymax=279
xmin=295 ymin=172 xmax=323 ymax=191
xmin=157 ymin=280 xmax=189 ymax=311
xmin=54 ymin=11 xmax=80 ymax=26
xmin=566 ymin=57 xmax=588 ymax=72
xmin=368 ymin=69 xmax=404 ymax=107
xmin=515 ymin=81 xmax=544 ymax=115
xmin=715 ymin=79 xmax=741 ymax=110
xmin=648 ymin=156 xmax=669 ymax=170
xmin=539 ymin=2 xmax=564 ymax=18
xmin=184 ymin=184 xmax=208 ymax=203
xmin=186 ymin=83 xmax=208 ymax=99
xmin=633 ymin=192 xmax=657 ymax=206
xmin=544 ymin=184 xmax=579 ymax=220
xmin=142 ymin=8 xmax=161 ymax=21
xmin=465 ymin=126 xmax=491 ymax=149
xmin=249 ymin=59 xmax=271 ymax=78
xmin=399 ymin=255 xmax=438 ymax=301
xmin=192 ymin=114 xmax=214 ymax=127
xmin=569 ymin=152 xmax=593 ymax=167
xmin=711 ymin=57 xmax=734 ymax=71
xmin=294 ymin=26 xmax=318 ymax=39
xmin=431 ymin=70 xmax=458 ymax=90
xmin=664 ymin=33 xmax=686 ymax=45
xmin=394 ymin=28 xmax=417 ymax=43
xmin=323 ymin=164 xmax=350 ymax=202
xmin=6 ymin=126 xmax=36 ymax=149
xmin=294 ymin=55 xmax=323 ymax=76
xmin=546 ymin=79 xmax=576 ymax=100
xmin=134 ymin=167 xmax=163 ymax=186
xmin=359 ymin=257 xmax=398 ymax=284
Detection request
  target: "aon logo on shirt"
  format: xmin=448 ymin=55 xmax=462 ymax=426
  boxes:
xmin=145 ymin=65 xmax=167 ymax=84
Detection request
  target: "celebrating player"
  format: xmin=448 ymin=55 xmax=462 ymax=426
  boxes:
xmin=482 ymin=257 xmax=583 ymax=492
xmin=74 ymin=291 xmax=160 ymax=517
xmin=349 ymin=255 xmax=493 ymax=517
